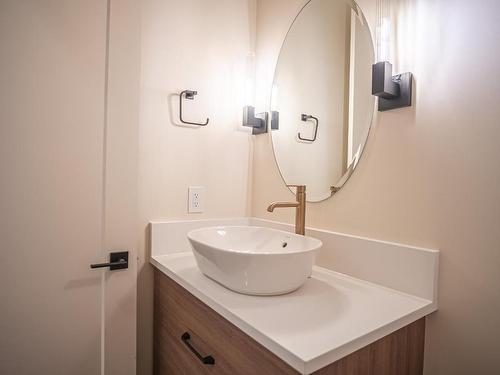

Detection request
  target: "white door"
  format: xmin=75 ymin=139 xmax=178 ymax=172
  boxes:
xmin=0 ymin=1 xmax=138 ymax=374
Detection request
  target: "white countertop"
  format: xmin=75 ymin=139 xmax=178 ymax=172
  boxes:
xmin=151 ymin=252 xmax=436 ymax=374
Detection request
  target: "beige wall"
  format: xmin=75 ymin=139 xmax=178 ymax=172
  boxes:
xmin=136 ymin=0 xmax=255 ymax=373
xmin=252 ymin=0 xmax=500 ymax=374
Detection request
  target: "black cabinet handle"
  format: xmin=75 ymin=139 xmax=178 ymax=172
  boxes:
xmin=181 ymin=332 xmax=215 ymax=365
xmin=90 ymin=251 xmax=128 ymax=270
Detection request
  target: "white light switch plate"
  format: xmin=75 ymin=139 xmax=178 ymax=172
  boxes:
xmin=188 ymin=186 xmax=205 ymax=213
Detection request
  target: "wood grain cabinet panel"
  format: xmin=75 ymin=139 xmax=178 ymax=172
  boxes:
xmin=154 ymin=269 xmax=425 ymax=375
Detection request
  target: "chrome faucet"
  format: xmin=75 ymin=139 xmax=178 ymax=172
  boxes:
xmin=267 ymin=185 xmax=306 ymax=235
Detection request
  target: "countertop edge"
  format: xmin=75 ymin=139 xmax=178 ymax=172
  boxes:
xmin=303 ymin=303 xmax=437 ymax=373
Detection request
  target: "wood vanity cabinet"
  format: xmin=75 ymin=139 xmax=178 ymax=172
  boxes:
xmin=154 ymin=269 xmax=425 ymax=375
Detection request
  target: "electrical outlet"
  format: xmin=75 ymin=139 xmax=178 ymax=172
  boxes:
xmin=188 ymin=186 xmax=205 ymax=213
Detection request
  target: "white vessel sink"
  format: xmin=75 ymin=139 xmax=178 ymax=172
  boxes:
xmin=187 ymin=226 xmax=322 ymax=295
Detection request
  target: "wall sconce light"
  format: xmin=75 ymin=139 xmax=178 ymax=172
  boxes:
xmin=372 ymin=61 xmax=413 ymax=112
xmin=243 ymin=106 xmax=279 ymax=135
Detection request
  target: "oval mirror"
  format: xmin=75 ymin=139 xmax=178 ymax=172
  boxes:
xmin=270 ymin=0 xmax=375 ymax=202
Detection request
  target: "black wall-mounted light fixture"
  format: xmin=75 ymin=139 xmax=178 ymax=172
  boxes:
xmin=372 ymin=61 xmax=413 ymax=112
xmin=243 ymin=106 xmax=279 ymax=135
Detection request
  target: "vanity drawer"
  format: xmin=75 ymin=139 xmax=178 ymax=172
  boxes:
xmin=154 ymin=268 xmax=299 ymax=375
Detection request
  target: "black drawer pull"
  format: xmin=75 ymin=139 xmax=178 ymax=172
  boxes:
xmin=181 ymin=332 xmax=215 ymax=365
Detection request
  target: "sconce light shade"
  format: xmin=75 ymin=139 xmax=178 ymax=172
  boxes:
xmin=372 ymin=61 xmax=413 ymax=111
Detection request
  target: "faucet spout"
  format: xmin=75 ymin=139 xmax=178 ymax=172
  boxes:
xmin=266 ymin=185 xmax=306 ymax=235
xmin=267 ymin=202 xmax=299 ymax=212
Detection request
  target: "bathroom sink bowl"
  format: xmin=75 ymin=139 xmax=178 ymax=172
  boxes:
xmin=187 ymin=226 xmax=322 ymax=295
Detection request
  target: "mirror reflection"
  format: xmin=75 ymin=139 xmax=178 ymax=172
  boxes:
xmin=271 ymin=0 xmax=375 ymax=202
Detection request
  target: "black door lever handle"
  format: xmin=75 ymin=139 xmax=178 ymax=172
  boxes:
xmin=90 ymin=259 xmax=126 ymax=269
xmin=90 ymin=251 xmax=128 ymax=270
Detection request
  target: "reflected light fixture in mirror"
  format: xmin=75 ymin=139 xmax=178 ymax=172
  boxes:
xmin=270 ymin=0 xmax=375 ymax=202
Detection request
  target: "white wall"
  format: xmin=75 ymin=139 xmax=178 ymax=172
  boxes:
xmin=136 ymin=0 xmax=255 ymax=373
xmin=252 ymin=0 xmax=500 ymax=374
